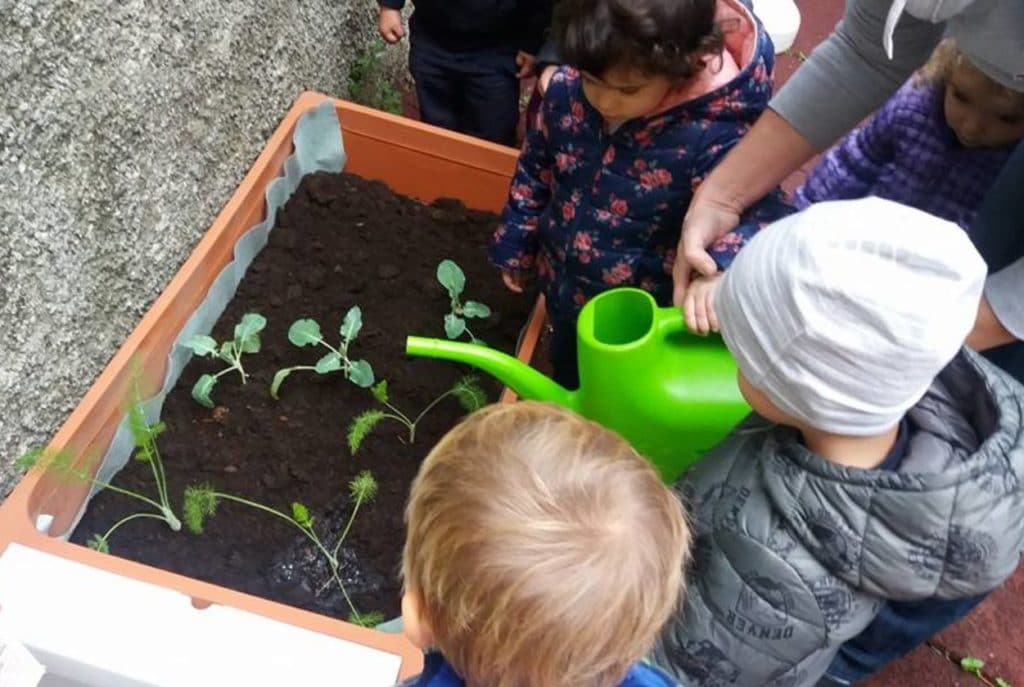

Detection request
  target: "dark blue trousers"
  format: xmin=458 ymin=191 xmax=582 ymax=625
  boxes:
xmin=408 ymin=33 xmax=520 ymax=147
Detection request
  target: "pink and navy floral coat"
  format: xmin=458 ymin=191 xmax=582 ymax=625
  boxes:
xmin=489 ymin=1 xmax=791 ymax=322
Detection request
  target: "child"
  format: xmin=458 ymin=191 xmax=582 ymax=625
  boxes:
xmin=396 ymin=401 xmax=689 ymax=687
xmin=795 ymin=39 xmax=1024 ymax=231
xmin=377 ymin=0 xmax=554 ymax=147
xmin=658 ymin=198 xmax=1024 ymax=686
xmin=489 ymin=0 xmax=791 ymax=388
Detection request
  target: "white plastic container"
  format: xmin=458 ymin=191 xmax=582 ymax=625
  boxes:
xmin=753 ymin=0 xmax=802 ymax=54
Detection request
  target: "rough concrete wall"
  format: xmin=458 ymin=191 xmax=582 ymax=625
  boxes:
xmin=0 ymin=0 xmax=410 ymax=496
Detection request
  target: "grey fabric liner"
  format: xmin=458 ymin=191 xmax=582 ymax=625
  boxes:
xmin=49 ymin=100 xmax=346 ymax=538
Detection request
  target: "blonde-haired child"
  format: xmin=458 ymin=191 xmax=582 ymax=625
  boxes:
xmin=796 ymin=38 xmax=1024 ymax=231
xmin=397 ymin=401 xmax=690 ymax=687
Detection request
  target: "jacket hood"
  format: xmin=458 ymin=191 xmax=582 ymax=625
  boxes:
xmin=761 ymin=349 xmax=1024 ymax=599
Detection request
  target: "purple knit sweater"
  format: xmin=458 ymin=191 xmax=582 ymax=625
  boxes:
xmin=795 ymin=80 xmax=1014 ymax=231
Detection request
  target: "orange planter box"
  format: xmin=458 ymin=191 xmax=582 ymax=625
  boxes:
xmin=0 ymin=92 xmax=544 ymax=684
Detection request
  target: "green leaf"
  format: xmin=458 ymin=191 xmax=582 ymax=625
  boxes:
xmin=348 ymin=359 xmax=375 ymax=388
xmin=291 ymin=502 xmax=314 ymax=530
xmin=371 ymin=380 xmax=389 ymax=404
xmin=347 ymin=410 xmax=386 ymax=454
xmin=192 ymin=374 xmax=217 ymax=409
xmin=960 ymin=657 xmax=985 ymax=673
xmin=184 ymin=335 xmax=219 ymax=357
xmin=315 ymin=352 xmax=343 ymax=374
xmin=348 ymin=610 xmax=386 ymax=628
xmin=436 ymin=259 xmax=465 ymax=297
xmin=270 ymin=367 xmax=298 ymax=399
xmin=183 ymin=485 xmax=219 ymax=534
xmin=288 ymin=319 xmax=322 ymax=347
xmin=340 ymin=306 xmax=363 ymax=342
xmin=462 ymin=300 xmax=491 ymax=318
xmin=995 ymin=678 xmax=1010 ymax=687
xmin=219 ymin=340 xmax=237 ymax=362
xmin=444 ymin=314 xmax=466 ymax=340
xmin=87 ymin=534 xmax=110 ymax=554
xmin=239 ymin=335 xmax=261 ymax=354
xmin=234 ymin=313 xmax=267 ymax=342
xmin=350 ymin=470 xmax=379 ymax=502
xmin=451 ymin=376 xmax=487 ymax=412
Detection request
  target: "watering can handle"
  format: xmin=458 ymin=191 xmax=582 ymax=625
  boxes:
xmin=655 ymin=307 xmax=688 ymax=339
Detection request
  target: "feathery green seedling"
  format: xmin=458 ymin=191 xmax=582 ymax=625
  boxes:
xmin=184 ymin=313 xmax=267 ymax=408
xmin=18 ymin=402 xmax=181 ymax=553
xmin=436 ymin=259 xmax=491 ymax=344
xmin=347 ymin=376 xmax=487 ymax=453
xmin=183 ymin=470 xmax=381 ymax=625
xmin=271 ymin=306 xmax=374 ymax=399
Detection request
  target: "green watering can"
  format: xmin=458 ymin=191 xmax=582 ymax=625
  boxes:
xmin=406 ymin=287 xmax=750 ymax=483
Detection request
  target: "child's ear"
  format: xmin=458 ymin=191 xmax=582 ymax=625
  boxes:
xmin=402 ymin=589 xmax=435 ymax=650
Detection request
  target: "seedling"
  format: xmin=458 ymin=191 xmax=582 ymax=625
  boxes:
xmin=959 ymin=657 xmax=1011 ymax=687
xmin=18 ymin=402 xmax=181 ymax=553
xmin=183 ymin=471 xmax=382 ymax=626
xmin=436 ymin=259 xmax=490 ymax=343
xmin=272 ymin=306 xmax=374 ymax=399
xmin=184 ymin=313 xmax=267 ymax=408
xmin=347 ymin=376 xmax=487 ymax=453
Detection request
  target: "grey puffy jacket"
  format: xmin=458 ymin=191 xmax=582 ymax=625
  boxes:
xmin=653 ymin=350 xmax=1024 ymax=686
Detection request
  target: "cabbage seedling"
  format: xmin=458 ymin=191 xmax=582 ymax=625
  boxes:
xmin=184 ymin=312 xmax=267 ymax=408
xmin=347 ymin=376 xmax=487 ymax=454
xmin=183 ymin=470 xmax=382 ymax=626
xmin=271 ymin=306 xmax=374 ymax=399
xmin=436 ymin=259 xmax=490 ymax=343
xmin=18 ymin=402 xmax=181 ymax=553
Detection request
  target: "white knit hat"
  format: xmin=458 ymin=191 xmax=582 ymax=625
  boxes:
xmin=717 ymin=198 xmax=988 ymax=435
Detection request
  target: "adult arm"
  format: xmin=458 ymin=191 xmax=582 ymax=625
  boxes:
xmin=674 ymin=0 xmax=945 ymax=302
xmin=969 ymin=263 xmax=1024 ymax=351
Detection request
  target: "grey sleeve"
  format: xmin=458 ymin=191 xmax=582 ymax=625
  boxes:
xmin=985 ymin=257 xmax=1024 ymax=340
xmin=770 ymin=0 xmax=945 ymax=150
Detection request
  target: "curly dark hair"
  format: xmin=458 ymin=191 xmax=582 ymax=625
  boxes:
xmin=553 ymin=0 xmax=724 ymax=82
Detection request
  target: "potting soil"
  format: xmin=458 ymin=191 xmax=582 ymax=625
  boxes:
xmin=70 ymin=171 xmax=533 ymax=621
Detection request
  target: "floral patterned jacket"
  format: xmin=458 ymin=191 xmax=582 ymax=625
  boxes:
xmin=489 ymin=11 xmax=791 ymax=321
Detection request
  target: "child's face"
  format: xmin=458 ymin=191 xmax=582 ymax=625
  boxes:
xmin=580 ymin=66 xmax=674 ymax=123
xmin=943 ymin=58 xmax=1024 ymax=148
xmin=737 ymin=372 xmax=797 ymax=428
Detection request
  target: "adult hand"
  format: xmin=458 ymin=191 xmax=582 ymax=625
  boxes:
xmin=672 ymin=195 xmax=741 ymax=308
xmin=538 ymin=65 xmax=557 ymax=95
xmin=683 ymin=273 xmax=722 ymax=335
xmin=378 ymin=8 xmax=404 ymax=43
xmin=516 ymin=51 xmax=537 ymax=79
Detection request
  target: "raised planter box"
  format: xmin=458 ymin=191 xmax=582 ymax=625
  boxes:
xmin=0 ymin=92 xmax=545 ymax=686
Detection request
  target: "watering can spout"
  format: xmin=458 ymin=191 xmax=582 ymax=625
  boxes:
xmin=405 ymin=337 xmax=576 ymax=410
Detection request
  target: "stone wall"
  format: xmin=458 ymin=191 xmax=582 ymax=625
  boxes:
xmin=0 ymin=0 xmax=409 ymax=496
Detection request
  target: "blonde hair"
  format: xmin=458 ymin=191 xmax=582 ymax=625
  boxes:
xmin=402 ymin=402 xmax=690 ymax=687
xmin=917 ymin=38 xmax=1024 ymax=108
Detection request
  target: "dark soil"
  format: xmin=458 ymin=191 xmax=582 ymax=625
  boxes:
xmin=71 ymin=172 xmax=534 ymax=622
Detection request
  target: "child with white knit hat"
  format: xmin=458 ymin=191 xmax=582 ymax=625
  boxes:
xmin=653 ymin=197 xmax=1024 ymax=687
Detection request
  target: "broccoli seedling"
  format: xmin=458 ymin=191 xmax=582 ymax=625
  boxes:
xmin=271 ymin=306 xmax=374 ymax=399
xmin=436 ymin=259 xmax=491 ymax=344
xmin=183 ymin=470 xmax=381 ymax=626
xmin=18 ymin=400 xmax=181 ymax=553
xmin=347 ymin=376 xmax=487 ymax=453
xmin=184 ymin=312 xmax=266 ymax=408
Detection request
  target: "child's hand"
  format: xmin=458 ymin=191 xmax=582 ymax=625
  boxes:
xmin=684 ymin=273 xmax=723 ymax=335
xmin=377 ymin=8 xmax=404 ymax=43
xmin=516 ymin=51 xmax=537 ymax=79
xmin=501 ymin=270 xmax=527 ymax=294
